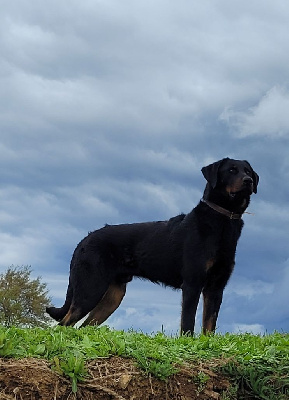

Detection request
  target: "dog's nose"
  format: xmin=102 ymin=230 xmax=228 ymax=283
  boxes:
xmin=243 ymin=177 xmax=253 ymax=185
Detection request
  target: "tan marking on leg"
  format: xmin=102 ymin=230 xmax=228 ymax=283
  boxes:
xmin=81 ymin=283 xmax=126 ymax=327
xmin=205 ymin=258 xmax=215 ymax=272
xmin=202 ymin=315 xmax=216 ymax=334
xmin=59 ymin=309 xmax=77 ymax=327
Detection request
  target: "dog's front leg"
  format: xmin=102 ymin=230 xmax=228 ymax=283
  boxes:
xmin=202 ymin=287 xmax=224 ymax=334
xmin=202 ymin=261 xmax=234 ymax=334
xmin=181 ymin=282 xmax=203 ymax=335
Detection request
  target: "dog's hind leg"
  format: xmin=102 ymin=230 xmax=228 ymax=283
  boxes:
xmin=80 ymin=282 xmax=127 ymax=327
xmin=46 ymin=279 xmax=73 ymax=321
xmin=58 ymin=274 xmax=111 ymax=326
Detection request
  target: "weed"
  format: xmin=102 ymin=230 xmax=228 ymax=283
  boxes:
xmin=221 ymin=359 xmax=289 ymax=400
xmin=0 ymin=330 xmax=13 ymax=356
xmin=220 ymin=383 xmax=238 ymax=400
xmin=192 ymin=371 xmax=210 ymax=393
xmin=146 ymin=359 xmax=177 ymax=381
xmin=52 ymin=353 xmax=87 ymax=393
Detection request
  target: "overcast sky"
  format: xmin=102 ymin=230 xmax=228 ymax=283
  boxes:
xmin=1 ymin=0 xmax=289 ymax=335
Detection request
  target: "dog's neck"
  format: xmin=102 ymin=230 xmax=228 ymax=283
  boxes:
xmin=201 ymin=199 xmax=242 ymax=219
xmin=202 ymin=184 xmax=251 ymax=216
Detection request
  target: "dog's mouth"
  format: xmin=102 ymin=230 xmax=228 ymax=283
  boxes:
xmin=227 ymin=185 xmax=253 ymax=199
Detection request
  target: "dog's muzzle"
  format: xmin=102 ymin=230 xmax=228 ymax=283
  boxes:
xmin=228 ymin=177 xmax=253 ymax=198
xmin=243 ymin=177 xmax=254 ymax=193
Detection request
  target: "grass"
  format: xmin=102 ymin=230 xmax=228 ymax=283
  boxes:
xmin=0 ymin=325 xmax=288 ymax=398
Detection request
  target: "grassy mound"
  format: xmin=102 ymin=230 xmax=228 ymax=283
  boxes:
xmin=0 ymin=326 xmax=288 ymax=399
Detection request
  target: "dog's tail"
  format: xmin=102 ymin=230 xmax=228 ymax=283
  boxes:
xmin=46 ymin=280 xmax=73 ymax=322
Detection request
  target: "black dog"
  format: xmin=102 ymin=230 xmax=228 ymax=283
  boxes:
xmin=47 ymin=158 xmax=259 ymax=334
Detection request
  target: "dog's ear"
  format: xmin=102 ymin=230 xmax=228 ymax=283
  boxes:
xmin=201 ymin=158 xmax=228 ymax=188
xmin=244 ymin=161 xmax=259 ymax=194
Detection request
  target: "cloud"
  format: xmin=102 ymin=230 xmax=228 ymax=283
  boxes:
xmin=220 ymin=86 xmax=289 ymax=138
xmin=232 ymin=323 xmax=266 ymax=335
xmin=228 ymin=278 xmax=274 ymax=300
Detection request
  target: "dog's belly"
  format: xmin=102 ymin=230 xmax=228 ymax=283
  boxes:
xmin=131 ymin=247 xmax=183 ymax=289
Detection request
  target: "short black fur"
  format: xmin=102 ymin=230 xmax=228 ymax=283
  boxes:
xmin=46 ymin=158 xmax=259 ymax=334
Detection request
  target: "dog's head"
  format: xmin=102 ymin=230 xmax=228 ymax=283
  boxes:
xmin=201 ymin=158 xmax=259 ymax=210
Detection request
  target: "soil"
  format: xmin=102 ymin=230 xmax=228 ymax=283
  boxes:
xmin=0 ymin=356 xmax=233 ymax=400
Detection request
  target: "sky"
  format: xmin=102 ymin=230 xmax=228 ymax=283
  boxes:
xmin=1 ymin=0 xmax=289 ymax=335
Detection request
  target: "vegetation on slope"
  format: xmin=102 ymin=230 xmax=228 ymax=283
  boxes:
xmin=0 ymin=326 xmax=288 ymax=399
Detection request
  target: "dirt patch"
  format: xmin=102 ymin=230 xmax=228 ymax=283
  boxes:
xmin=0 ymin=357 xmax=232 ymax=399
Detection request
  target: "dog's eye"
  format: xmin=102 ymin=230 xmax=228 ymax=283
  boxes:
xmin=244 ymin=168 xmax=251 ymax=175
xmin=229 ymin=167 xmax=238 ymax=173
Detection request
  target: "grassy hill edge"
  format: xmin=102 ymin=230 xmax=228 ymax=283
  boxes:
xmin=0 ymin=326 xmax=288 ymax=399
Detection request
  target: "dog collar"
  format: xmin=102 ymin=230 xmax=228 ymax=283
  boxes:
xmin=201 ymin=199 xmax=242 ymax=220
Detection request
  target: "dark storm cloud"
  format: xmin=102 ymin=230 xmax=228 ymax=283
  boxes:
xmin=0 ymin=0 xmax=288 ymax=333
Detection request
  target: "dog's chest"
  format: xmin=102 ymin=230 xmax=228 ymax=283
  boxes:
xmin=204 ymin=222 xmax=242 ymax=269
